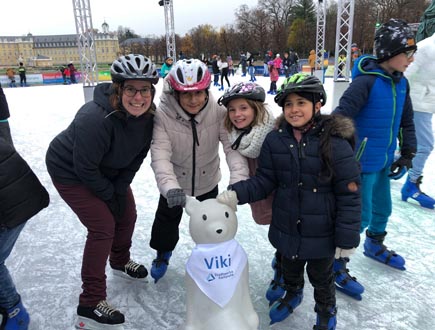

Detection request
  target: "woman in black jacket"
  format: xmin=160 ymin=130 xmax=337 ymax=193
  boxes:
xmin=46 ymin=54 xmax=159 ymax=328
xmin=218 ymin=74 xmax=361 ymax=330
xmin=1 ymin=86 xmax=49 ymax=329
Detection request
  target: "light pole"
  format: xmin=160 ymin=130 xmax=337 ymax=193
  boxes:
xmin=158 ymin=0 xmax=176 ymax=61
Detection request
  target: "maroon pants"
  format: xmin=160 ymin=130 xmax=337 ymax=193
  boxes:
xmin=52 ymin=181 xmax=137 ymax=306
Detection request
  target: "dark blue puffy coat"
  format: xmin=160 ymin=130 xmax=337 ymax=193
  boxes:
xmin=231 ymin=115 xmax=361 ymax=260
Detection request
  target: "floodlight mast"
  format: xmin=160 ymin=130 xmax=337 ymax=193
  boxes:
xmin=72 ymin=0 xmax=99 ymax=87
xmin=159 ymin=0 xmax=176 ymax=60
xmin=333 ymin=0 xmax=355 ymax=81
xmin=315 ymin=0 xmax=326 ymax=81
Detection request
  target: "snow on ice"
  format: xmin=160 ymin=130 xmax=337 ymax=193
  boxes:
xmin=3 ymin=74 xmax=435 ymax=330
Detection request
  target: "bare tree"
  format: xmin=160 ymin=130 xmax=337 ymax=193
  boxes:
xmin=235 ymin=5 xmax=271 ymax=53
xmin=258 ymin=0 xmax=297 ymax=51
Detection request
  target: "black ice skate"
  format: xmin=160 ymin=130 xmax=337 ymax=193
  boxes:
xmin=76 ymin=300 xmax=124 ymax=330
xmin=111 ymin=259 xmax=148 ymax=281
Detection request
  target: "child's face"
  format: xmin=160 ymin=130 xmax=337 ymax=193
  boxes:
xmin=227 ymin=98 xmax=255 ymax=129
xmin=380 ymin=50 xmax=415 ymax=74
xmin=179 ymin=90 xmax=208 ymax=115
xmin=283 ymin=93 xmax=321 ymax=127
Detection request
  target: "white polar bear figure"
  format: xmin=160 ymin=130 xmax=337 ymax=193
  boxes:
xmin=181 ymin=197 xmax=259 ymax=330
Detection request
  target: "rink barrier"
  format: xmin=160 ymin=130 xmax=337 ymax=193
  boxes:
xmin=1 ymin=66 xmax=335 ymax=87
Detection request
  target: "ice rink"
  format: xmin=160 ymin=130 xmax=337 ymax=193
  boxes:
xmin=3 ymin=74 xmax=435 ymax=330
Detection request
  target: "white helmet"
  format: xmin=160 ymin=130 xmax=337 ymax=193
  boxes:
xmin=111 ymin=54 xmax=159 ymax=84
xmin=167 ymin=58 xmax=211 ymax=91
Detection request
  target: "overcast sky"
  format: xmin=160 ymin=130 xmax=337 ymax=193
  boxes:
xmin=0 ymin=0 xmax=258 ymax=37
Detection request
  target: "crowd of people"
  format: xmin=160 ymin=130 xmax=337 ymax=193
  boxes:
xmin=1 ymin=13 xmax=434 ymax=330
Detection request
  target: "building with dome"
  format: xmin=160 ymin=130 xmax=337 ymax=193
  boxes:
xmin=0 ymin=22 xmax=119 ymax=68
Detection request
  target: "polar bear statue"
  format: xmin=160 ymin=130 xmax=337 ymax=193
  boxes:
xmin=181 ymin=197 xmax=259 ymax=330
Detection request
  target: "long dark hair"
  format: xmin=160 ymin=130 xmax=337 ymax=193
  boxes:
xmin=318 ymin=115 xmax=356 ymax=181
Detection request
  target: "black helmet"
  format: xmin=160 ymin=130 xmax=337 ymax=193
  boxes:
xmin=274 ymin=73 xmax=326 ymax=107
xmin=111 ymin=54 xmax=159 ymax=84
xmin=375 ymin=19 xmax=417 ymax=63
xmin=217 ymin=82 xmax=265 ymax=107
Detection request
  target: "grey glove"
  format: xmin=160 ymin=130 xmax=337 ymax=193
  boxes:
xmin=166 ymin=188 xmax=186 ymax=208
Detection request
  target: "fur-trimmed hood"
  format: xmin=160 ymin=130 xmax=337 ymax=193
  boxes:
xmin=275 ymin=113 xmax=355 ymax=141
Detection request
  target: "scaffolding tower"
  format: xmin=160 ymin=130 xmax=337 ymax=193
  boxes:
xmin=72 ymin=0 xmax=99 ymax=93
xmin=159 ymin=0 xmax=176 ymax=60
xmin=333 ymin=0 xmax=355 ymax=81
xmin=315 ymin=0 xmax=326 ymax=81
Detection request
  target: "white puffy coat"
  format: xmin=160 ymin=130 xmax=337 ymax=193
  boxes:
xmin=151 ymin=85 xmax=248 ymax=197
xmin=405 ymin=32 xmax=435 ymax=114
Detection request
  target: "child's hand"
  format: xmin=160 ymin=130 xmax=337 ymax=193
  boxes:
xmin=217 ymin=190 xmax=238 ymax=211
xmin=335 ymin=247 xmax=356 ymax=259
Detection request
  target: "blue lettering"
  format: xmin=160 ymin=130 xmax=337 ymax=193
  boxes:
xmin=204 ymin=254 xmax=232 ymax=269
xmin=204 ymin=258 xmax=213 ymax=269
xmin=220 ymin=256 xmax=228 ymax=268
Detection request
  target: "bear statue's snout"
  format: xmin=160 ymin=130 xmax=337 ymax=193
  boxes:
xmin=216 ymin=229 xmax=223 ymax=234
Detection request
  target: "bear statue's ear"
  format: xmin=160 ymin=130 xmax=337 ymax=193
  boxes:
xmin=185 ymin=196 xmax=199 ymax=216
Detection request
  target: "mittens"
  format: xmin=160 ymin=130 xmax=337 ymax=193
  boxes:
xmin=166 ymin=188 xmax=186 ymax=208
xmin=335 ymin=247 xmax=356 ymax=259
xmin=216 ymin=190 xmax=239 ymax=211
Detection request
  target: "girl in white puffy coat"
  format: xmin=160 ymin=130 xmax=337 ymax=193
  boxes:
xmin=149 ymin=59 xmax=249 ymax=282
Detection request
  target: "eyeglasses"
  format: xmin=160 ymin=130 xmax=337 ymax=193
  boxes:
xmin=404 ymin=49 xmax=416 ymax=59
xmin=123 ymin=86 xmax=152 ymax=97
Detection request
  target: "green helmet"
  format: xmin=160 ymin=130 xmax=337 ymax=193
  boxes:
xmin=274 ymin=73 xmax=327 ymax=107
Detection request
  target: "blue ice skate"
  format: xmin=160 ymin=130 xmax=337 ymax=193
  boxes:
xmin=313 ymin=305 xmax=337 ymax=330
xmin=150 ymin=251 xmax=172 ymax=283
xmin=363 ymin=231 xmax=406 ymax=270
xmin=2 ymin=297 xmax=30 ymax=330
xmin=401 ymin=176 xmax=435 ymax=209
xmin=265 ymin=256 xmax=285 ymax=304
xmin=333 ymin=257 xmax=364 ymax=301
xmin=269 ymin=288 xmax=303 ymax=325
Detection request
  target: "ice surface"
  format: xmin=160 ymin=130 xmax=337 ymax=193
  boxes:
xmin=3 ymin=75 xmax=435 ymax=330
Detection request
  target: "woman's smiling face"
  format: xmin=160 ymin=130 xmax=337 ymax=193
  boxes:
xmin=121 ymin=80 xmax=153 ymax=117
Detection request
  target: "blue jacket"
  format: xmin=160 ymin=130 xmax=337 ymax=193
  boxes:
xmin=231 ymin=115 xmax=361 ymax=260
xmin=333 ymin=55 xmax=416 ymax=173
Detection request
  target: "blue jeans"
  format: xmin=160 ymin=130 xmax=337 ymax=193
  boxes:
xmin=248 ymin=66 xmax=255 ymax=81
xmin=408 ymin=111 xmax=434 ymax=181
xmin=360 ymin=168 xmax=392 ymax=235
xmin=0 ymin=222 xmax=25 ymax=309
xmin=263 ymin=63 xmax=269 ymax=76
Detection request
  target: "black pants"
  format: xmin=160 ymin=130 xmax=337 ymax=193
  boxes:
xmin=269 ymin=81 xmax=277 ymax=92
xmin=281 ymin=255 xmax=336 ymax=309
xmin=220 ymin=68 xmax=230 ymax=88
xmin=150 ymin=185 xmax=219 ymax=252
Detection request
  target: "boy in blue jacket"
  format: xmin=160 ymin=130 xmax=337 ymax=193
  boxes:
xmin=332 ymin=19 xmax=417 ymax=300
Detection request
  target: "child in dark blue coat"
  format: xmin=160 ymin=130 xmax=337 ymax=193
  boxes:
xmin=218 ymin=73 xmax=361 ymax=330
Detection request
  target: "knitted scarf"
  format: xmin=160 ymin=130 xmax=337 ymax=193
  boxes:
xmin=228 ymin=109 xmax=275 ymax=159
